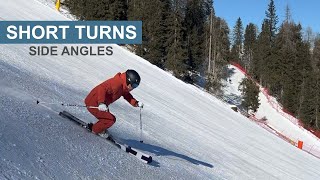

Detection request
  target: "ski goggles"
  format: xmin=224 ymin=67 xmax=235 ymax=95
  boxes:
xmin=132 ymin=83 xmax=139 ymax=89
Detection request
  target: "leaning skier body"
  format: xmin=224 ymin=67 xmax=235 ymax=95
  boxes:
xmin=84 ymin=69 xmax=143 ymax=134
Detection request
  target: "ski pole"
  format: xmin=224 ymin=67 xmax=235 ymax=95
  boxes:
xmin=139 ymin=106 xmax=143 ymax=143
xmin=36 ymin=100 xmax=99 ymax=109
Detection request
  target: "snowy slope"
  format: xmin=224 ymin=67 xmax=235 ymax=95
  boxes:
xmin=223 ymin=64 xmax=320 ymax=157
xmin=1 ymin=0 xmax=320 ymax=179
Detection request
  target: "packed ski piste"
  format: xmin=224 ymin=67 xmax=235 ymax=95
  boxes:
xmin=2 ymin=0 xmax=320 ymax=179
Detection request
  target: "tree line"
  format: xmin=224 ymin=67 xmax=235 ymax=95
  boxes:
xmin=64 ymin=0 xmax=320 ymax=129
xmin=64 ymin=0 xmax=230 ymax=84
xmin=232 ymin=0 xmax=320 ymax=129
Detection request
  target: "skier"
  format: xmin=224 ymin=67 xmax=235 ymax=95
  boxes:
xmin=84 ymin=69 xmax=143 ymax=136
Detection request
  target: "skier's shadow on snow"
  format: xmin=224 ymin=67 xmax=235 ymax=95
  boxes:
xmin=123 ymin=139 xmax=214 ymax=168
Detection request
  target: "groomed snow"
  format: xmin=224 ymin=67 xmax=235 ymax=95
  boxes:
xmin=1 ymin=0 xmax=320 ymax=179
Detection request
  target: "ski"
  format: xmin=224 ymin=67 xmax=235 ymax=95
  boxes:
xmin=59 ymin=111 xmax=152 ymax=164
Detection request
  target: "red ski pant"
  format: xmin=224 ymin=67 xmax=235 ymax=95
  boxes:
xmin=87 ymin=108 xmax=116 ymax=134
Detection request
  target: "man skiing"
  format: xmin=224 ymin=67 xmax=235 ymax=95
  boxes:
xmin=84 ymin=69 xmax=143 ymax=135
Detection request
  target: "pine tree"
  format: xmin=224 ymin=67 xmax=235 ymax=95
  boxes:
xmin=295 ymin=26 xmax=312 ymax=117
xmin=230 ymin=17 xmax=244 ymax=64
xmin=252 ymin=19 xmax=272 ymax=85
xmin=265 ymin=0 xmax=278 ymax=45
xmin=250 ymin=0 xmax=281 ymax=87
xmin=184 ymin=0 xmax=211 ymax=82
xmin=109 ymin=0 xmax=128 ymax=20
xmin=238 ymin=78 xmax=260 ymax=113
xmin=257 ymin=0 xmax=279 ymax=95
xmin=64 ymin=0 xmax=128 ymax=20
xmin=263 ymin=9 xmax=291 ymax=100
xmin=313 ymin=36 xmax=320 ymax=70
xmin=127 ymin=0 xmax=146 ymax=56
xmin=164 ymin=0 xmax=188 ymax=77
xmin=273 ymin=22 xmax=309 ymax=115
xmin=127 ymin=0 xmax=171 ymax=68
xmin=255 ymin=0 xmax=279 ymax=92
xmin=300 ymin=61 xmax=317 ymax=128
xmin=64 ymin=0 xmax=86 ymax=20
xmin=243 ymin=23 xmax=257 ymax=71
xmin=310 ymin=37 xmax=320 ymax=128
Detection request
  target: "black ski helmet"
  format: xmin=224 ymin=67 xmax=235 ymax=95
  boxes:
xmin=126 ymin=69 xmax=141 ymax=88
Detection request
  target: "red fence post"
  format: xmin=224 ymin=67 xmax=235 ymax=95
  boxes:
xmin=298 ymin=141 xmax=303 ymax=149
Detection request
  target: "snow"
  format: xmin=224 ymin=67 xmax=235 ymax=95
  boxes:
xmin=223 ymin=64 xmax=320 ymax=157
xmin=1 ymin=0 xmax=320 ymax=179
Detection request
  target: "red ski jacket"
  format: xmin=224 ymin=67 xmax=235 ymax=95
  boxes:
xmin=85 ymin=72 xmax=138 ymax=107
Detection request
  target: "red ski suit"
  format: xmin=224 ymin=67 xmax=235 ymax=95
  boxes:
xmin=84 ymin=72 xmax=138 ymax=133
